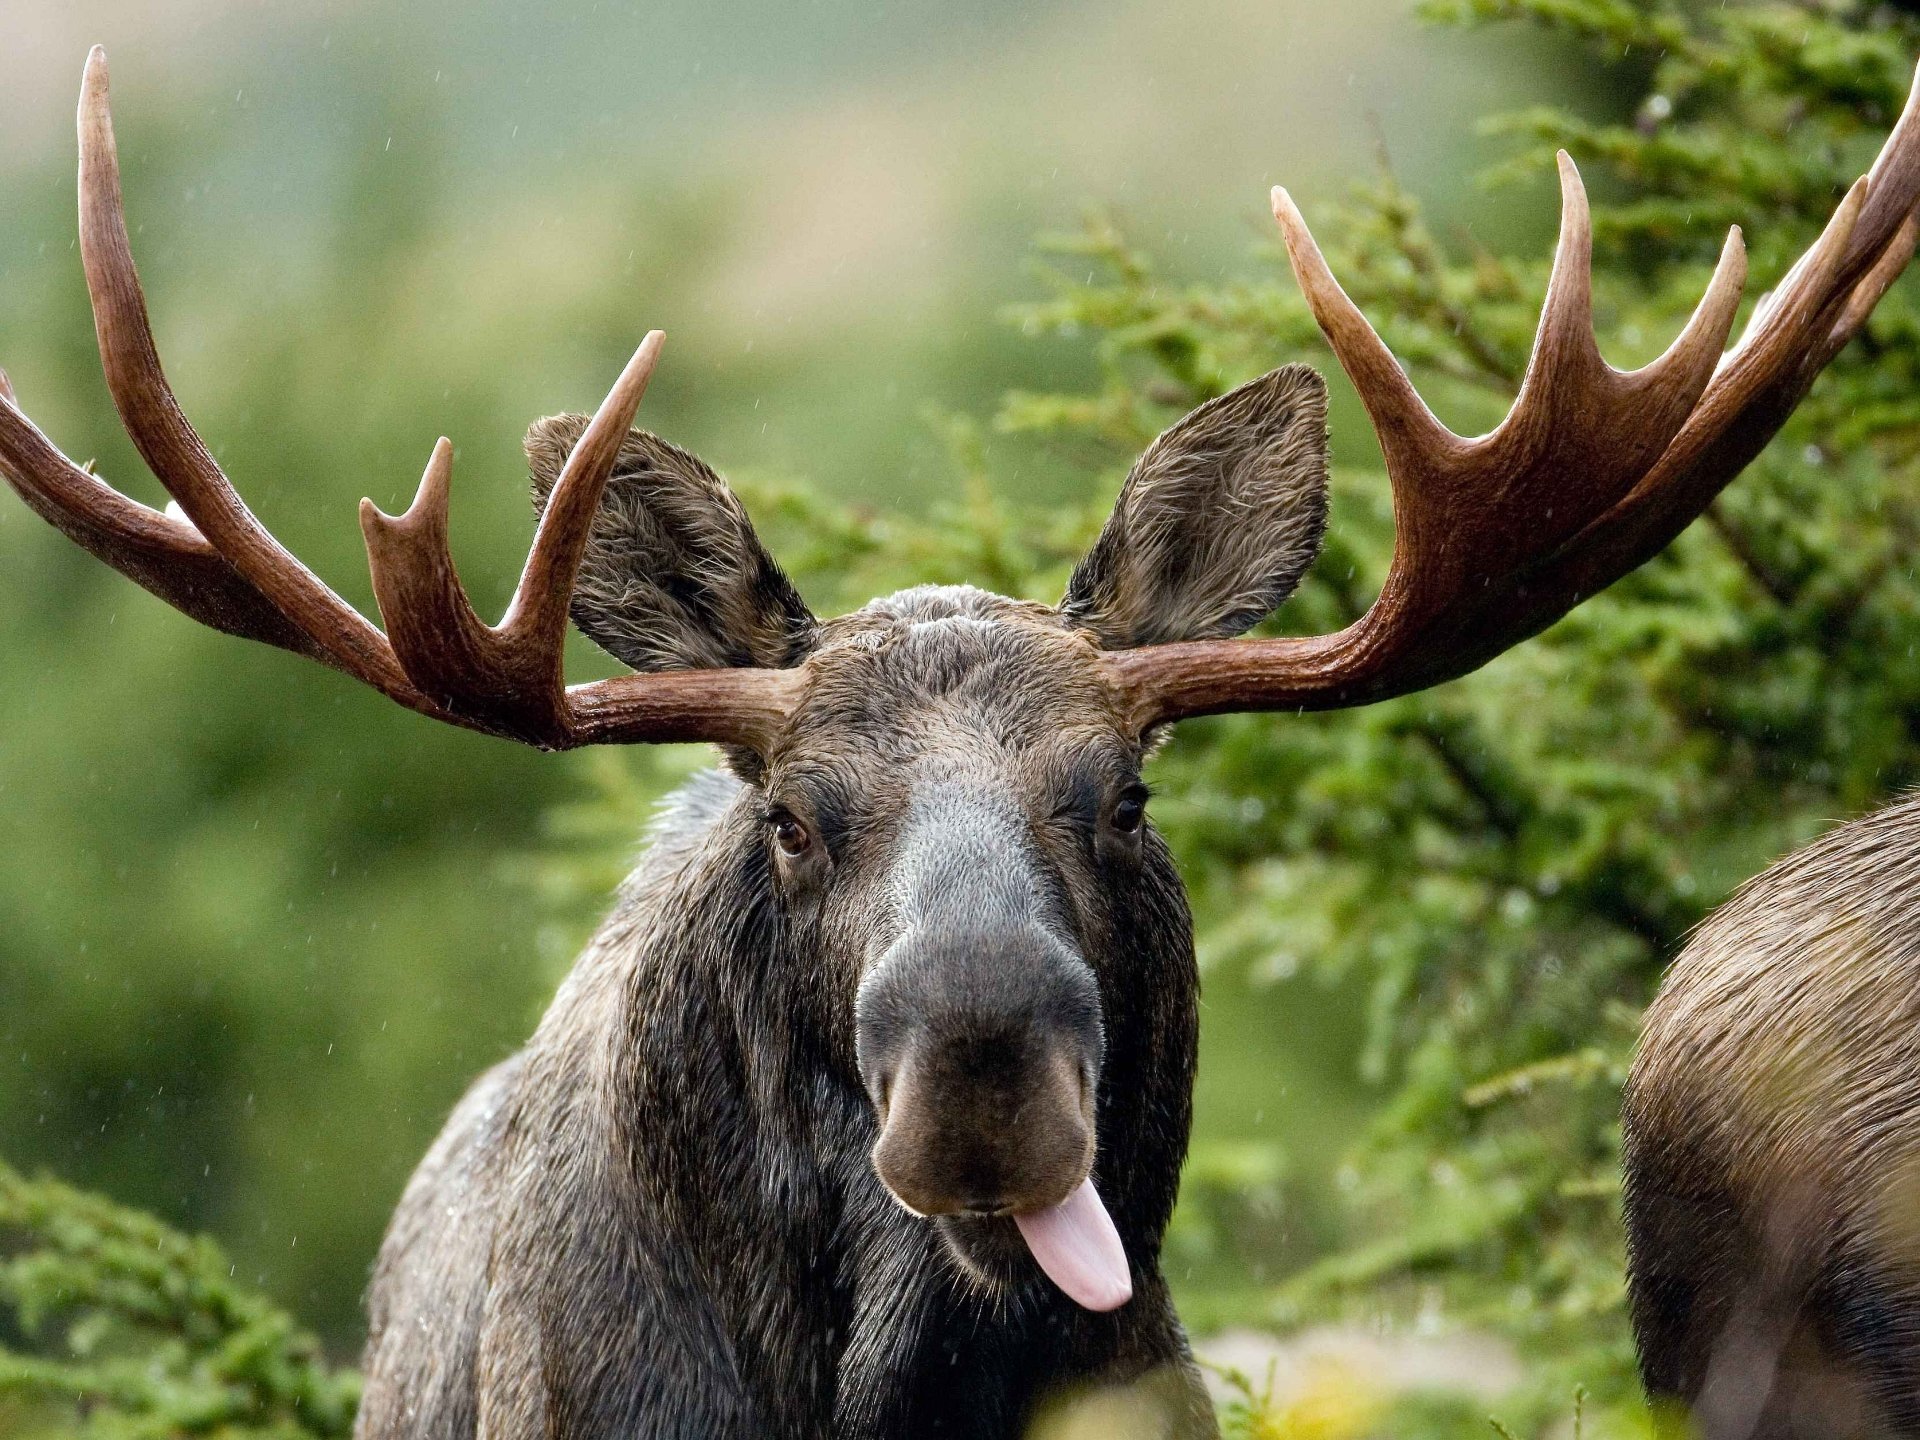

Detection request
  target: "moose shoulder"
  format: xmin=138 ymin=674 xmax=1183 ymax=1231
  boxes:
xmin=5 ymin=45 xmax=1919 ymax=1440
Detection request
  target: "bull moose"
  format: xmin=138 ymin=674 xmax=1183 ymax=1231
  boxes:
xmin=6 ymin=45 xmax=1920 ymax=1440
xmin=1627 ymin=790 xmax=1920 ymax=1437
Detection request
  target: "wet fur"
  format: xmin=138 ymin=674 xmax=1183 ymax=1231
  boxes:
xmin=356 ymin=597 xmax=1209 ymax=1438
xmin=1625 ymin=792 xmax=1920 ymax=1437
xmin=526 ymin=417 xmax=816 ymax=672
xmin=360 ymin=376 xmax=1331 ymax=1438
xmin=1063 ymin=365 xmax=1329 ymax=649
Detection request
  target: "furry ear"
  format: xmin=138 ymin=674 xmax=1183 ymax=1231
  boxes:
xmin=526 ymin=416 xmax=816 ymax=672
xmin=1060 ymin=364 xmax=1330 ymax=650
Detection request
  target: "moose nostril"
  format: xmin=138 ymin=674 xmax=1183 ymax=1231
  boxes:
xmin=960 ymin=1198 xmax=1013 ymax=1217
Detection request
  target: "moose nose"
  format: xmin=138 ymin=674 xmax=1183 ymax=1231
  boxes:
xmin=870 ymin=1032 xmax=1094 ymax=1218
xmin=855 ymin=919 xmax=1105 ymax=1217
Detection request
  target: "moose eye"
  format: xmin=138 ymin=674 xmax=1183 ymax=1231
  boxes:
xmin=1111 ymin=787 xmax=1149 ymax=834
xmin=770 ymin=810 xmax=812 ymax=858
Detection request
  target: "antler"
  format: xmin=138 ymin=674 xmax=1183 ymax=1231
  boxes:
xmin=0 ymin=48 xmax=798 ymax=751
xmin=1113 ymin=70 xmax=1920 ymax=728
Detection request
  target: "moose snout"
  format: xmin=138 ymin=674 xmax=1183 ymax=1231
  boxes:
xmin=855 ymin=924 xmax=1104 ymax=1218
xmin=871 ymin=1034 xmax=1094 ymax=1216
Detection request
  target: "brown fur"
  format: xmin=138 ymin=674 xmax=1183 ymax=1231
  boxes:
xmin=1063 ymin=365 xmax=1329 ymax=649
xmin=526 ymin=416 xmax=816 ymax=671
xmin=358 ymin=374 xmax=1330 ymax=1439
xmin=1625 ymin=792 xmax=1920 ymax=1437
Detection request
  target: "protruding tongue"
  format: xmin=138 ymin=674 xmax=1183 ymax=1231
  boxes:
xmin=1012 ymin=1178 xmax=1132 ymax=1311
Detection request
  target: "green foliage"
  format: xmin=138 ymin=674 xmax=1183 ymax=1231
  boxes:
xmin=0 ymin=1161 xmax=356 ymax=1439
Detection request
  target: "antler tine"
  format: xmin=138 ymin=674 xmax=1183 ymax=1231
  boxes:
xmin=1518 ymin=151 xmax=1746 ymax=404
xmin=1114 ymin=68 xmax=1919 ymax=729
xmin=503 ymin=332 xmax=664 ymax=653
xmin=1523 ymin=151 xmax=1604 ymax=390
xmin=1718 ymin=53 xmax=1919 ymax=367
xmin=1498 ymin=154 xmax=1743 ymax=478
xmin=1845 ymin=56 xmax=1920 ymax=285
xmin=0 ymin=375 xmax=326 ymax=657
xmin=357 ymin=440 xmax=499 ymax=715
xmin=360 ymin=336 xmax=665 ymax=748
xmin=1833 ymin=210 xmax=1920 ymax=347
xmin=1545 ymin=175 xmax=1881 ymax=610
xmin=1742 ymin=177 xmax=1867 ymax=364
xmin=1270 ymin=186 xmax=1457 ymax=461
xmin=1642 ymin=225 xmax=1748 ymax=383
xmin=75 ymin=47 xmax=414 ymax=701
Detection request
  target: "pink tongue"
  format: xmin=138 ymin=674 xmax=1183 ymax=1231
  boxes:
xmin=1012 ymin=1178 xmax=1132 ymax=1312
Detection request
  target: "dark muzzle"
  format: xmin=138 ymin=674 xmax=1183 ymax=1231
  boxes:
xmin=856 ymin=921 xmax=1102 ymax=1218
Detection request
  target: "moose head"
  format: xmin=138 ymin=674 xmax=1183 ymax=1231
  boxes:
xmin=5 ymin=48 xmax=1918 ymax=1338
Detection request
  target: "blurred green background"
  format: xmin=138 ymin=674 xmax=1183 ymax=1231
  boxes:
xmin=0 ymin=0 xmax=1565 ymax=1347
xmin=15 ymin=1 xmax=1920 ymax=1434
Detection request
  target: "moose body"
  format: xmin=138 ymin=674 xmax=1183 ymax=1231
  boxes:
xmin=7 ymin=46 xmax=1920 ymax=1440
xmin=1625 ymin=792 xmax=1920 ymax=1438
xmin=355 ymin=593 xmax=1214 ymax=1437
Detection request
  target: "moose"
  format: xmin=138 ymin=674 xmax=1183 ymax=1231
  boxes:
xmin=5 ymin=45 xmax=1920 ymax=1440
xmin=1626 ymin=789 xmax=1920 ymax=1438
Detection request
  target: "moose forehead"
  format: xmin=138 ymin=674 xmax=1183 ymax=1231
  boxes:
xmin=770 ymin=585 xmax=1132 ymax=780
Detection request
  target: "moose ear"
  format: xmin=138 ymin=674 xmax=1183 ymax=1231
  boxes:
xmin=1060 ymin=364 xmax=1330 ymax=650
xmin=526 ymin=416 xmax=817 ymax=672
